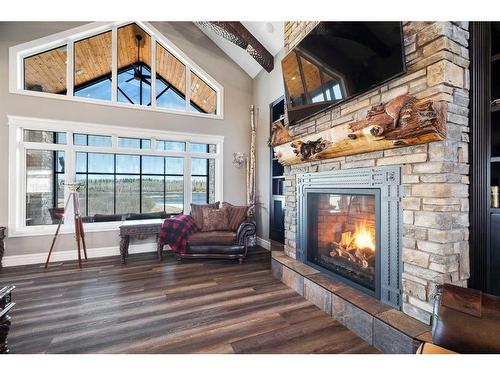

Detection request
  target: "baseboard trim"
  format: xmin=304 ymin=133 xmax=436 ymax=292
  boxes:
xmin=256 ymin=236 xmax=271 ymax=250
xmin=2 ymin=242 xmax=158 ymax=267
xmin=3 ymin=238 xmax=270 ymax=267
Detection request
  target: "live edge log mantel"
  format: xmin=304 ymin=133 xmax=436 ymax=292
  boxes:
xmin=273 ymin=95 xmax=446 ymax=166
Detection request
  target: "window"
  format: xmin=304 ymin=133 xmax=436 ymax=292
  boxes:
xmin=26 ymin=149 xmax=65 ymax=226
xmin=75 ymin=153 xmax=186 ymax=216
xmin=117 ymin=24 xmax=152 ymax=106
xmin=8 ymin=116 xmax=223 ymax=236
xmin=157 ymin=140 xmax=185 ymax=152
xmin=24 ymin=129 xmax=66 ymax=144
xmin=117 ymin=137 xmax=151 ymax=149
xmin=24 ymin=46 xmax=68 ymax=95
xmin=156 ymin=43 xmax=186 ymax=111
xmin=74 ymin=133 xmax=112 ymax=147
xmin=11 ymin=22 xmax=223 ymax=118
xmin=190 ymin=71 xmax=217 ymax=114
xmin=188 ymin=142 xmax=216 ymax=153
xmin=191 ymin=158 xmax=216 ymax=204
xmin=74 ymin=31 xmax=112 ymax=101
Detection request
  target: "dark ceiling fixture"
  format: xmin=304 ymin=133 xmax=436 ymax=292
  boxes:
xmin=197 ymin=22 xmax=274 ymax=73
xmin=126 ymin=34 xmax=151 ymax=84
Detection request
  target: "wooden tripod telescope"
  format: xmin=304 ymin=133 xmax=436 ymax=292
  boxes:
xmin=45 ymin=182 xmax=87 ymax=269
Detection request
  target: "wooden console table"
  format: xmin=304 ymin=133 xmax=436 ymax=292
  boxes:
xmin=0 ymin=227 xmax=5 ymax=270
xmin=119 ymin=219 xmax=164 ymax=264
xmin=0 ymin=285 xmax=15 ymax=354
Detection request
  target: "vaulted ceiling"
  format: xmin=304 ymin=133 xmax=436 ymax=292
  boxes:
xmin=23 ymin=23 xmax=217 ymax=113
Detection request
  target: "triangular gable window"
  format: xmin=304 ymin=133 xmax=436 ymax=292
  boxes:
xmin=10 ymin=22 xmax=223 ymax=117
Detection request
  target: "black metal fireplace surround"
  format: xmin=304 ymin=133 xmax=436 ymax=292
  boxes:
xmin=306 ymin=189 xmax=381 ymax=299
xmin=296 ymin=167 xmax=402 ymax=308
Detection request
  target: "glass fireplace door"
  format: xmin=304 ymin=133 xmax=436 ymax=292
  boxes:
xmin=306 ymin=189 xmax=380 ymax=295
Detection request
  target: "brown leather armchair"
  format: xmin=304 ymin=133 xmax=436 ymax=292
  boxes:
xmin=178 ymin=218 xmax=257 ymax=263
xmin=417 ymin=284 xmax=500 ymax=354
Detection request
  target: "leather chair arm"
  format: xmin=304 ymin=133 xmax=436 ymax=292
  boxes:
xmin=236 ymin=218 xmax=256 ymax=246
xmin=431 ymin=284 xmax=500 ymax=353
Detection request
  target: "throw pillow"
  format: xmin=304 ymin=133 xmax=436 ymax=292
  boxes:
xmin=190 ymin=201 xmax=219 ymax=228
xmin=221 ymin=202 xmax=249 ymax=231
xmin=201 ymin=207 xmax=230 ymax=232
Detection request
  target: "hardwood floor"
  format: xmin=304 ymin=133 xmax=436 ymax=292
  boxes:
xmin=0 ymin=248 xmax=379 ymax=354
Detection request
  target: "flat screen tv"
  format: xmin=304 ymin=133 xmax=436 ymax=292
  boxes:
xmin=282 ymin=22 xmax=406 ymax=125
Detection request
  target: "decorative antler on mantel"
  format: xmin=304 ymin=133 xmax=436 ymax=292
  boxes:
xmin=273 ymin=95 xmax=446 ymax=166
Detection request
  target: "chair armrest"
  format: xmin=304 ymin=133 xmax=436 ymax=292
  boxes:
xmin=236 ymin=218 xmax=256 ymax=246
xmin=416 ymin=342 xmax=457 ymax=354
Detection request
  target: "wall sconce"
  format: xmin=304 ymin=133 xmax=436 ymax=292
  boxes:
xmin=232 ymin=152 xmax=247 ymax=169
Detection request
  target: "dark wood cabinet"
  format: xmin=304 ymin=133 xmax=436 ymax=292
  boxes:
xmin=270 ymin=97 xmax=285 ymax=244
xmin=470 ymin=22 xmax=500 ymax=295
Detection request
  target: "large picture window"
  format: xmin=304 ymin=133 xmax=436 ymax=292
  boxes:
xmin=9 ymin=117 xmax=223 ymax=236
xmin=75 ymin=153 xmax=186 ymax=216
xmin=12 ymin=22 xmax=223 ymax=118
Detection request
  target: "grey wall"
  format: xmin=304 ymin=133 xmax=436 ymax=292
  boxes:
xmin=252 ymin=49 xmax=285 ymax=240
xmin=0 ymin=22 xmax=252 ymax=257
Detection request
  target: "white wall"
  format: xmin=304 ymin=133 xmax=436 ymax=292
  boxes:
xmin=252 ymin=49 xmax=285 ymax=240
xmin=0 ymin=22 xmax=253 ymax=259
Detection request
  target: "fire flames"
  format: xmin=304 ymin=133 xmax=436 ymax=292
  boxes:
xmin=329 ymin=221 xmax=376 ymax=269
xmin=337 ymin=221 xmax=375 ymax=252
xmin=352 ymin=222 xmax=376 ymax=252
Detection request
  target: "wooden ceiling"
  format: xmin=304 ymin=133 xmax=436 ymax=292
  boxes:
xmin=74 ymin=31 xmax=112 ymax=87
xmin=23 ymin=23 xmax=216 ymax=114
xmin=24 ymin=46 xmax=68 ymax=94
xmin=156 ymin=43 xmax=186 ymax=96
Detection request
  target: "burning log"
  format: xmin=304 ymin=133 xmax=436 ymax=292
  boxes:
xmin=329 ymin=242 xmax=373 ymax=268
xmin=328 ymin=228 xmax=376 ymax=269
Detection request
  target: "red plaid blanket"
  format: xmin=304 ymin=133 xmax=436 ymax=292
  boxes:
xmin=159 ymin=214 xmax=200 ymax=255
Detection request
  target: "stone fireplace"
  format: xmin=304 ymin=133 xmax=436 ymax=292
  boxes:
xmin=275 ymin=21 xmax=470 ymax=326
xmin=296 ymin=167 xmax=402 ymax=307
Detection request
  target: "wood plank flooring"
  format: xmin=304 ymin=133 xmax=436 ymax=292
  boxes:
xmin=0 ymin=248 xmax=379 ymax=354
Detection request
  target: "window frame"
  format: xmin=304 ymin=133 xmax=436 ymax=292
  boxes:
xmin=9 ymin=21 xmax=224 ymax=119
xmin=8 ymin=115 xmax=224 ymax=237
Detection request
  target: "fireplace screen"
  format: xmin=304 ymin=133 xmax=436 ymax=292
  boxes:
xmin=307 ymin=190 xmax=379 ymax=293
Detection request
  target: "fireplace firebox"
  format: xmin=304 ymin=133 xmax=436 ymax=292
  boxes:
xmin=307 ymin=190 xmax=380 ymax=297
xmin=297 ymin=167 xmax=402 ymax=308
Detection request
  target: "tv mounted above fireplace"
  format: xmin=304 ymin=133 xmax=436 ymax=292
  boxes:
xmin=282 ymin=22 xmax=406 ymax=125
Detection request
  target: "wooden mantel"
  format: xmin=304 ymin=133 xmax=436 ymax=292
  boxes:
xmin=273 ymin=95 xmax=447 ymax=166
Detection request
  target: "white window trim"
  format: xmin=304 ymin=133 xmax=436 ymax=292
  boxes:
xmin=9 ymin=21 xmax=224 ymax=120
xmin=8 ymin=115 xmax=224 ymax=237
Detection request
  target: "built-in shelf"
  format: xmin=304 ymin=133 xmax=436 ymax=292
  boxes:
xmin=487 ymin=23 xmax=500 ymax=295
xmin=270 ymin=96 xmax=286 ymax=244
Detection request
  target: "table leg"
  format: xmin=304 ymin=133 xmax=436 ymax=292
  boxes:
xmin=156 ymin=234 xmax=163 ymax=262
xmin=120 ymin=235 xmax=129 ymax=264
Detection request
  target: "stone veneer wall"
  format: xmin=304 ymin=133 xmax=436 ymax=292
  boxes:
xmin=282 ymin=21 xmax=470 ymax=324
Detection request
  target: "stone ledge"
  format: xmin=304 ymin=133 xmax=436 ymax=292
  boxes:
xmin=271 ymin=251 xmax=431 ymax=353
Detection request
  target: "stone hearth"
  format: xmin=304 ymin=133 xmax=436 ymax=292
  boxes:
xmin=279 ymin=21 xmax=470 ymax=324
xmin=272 ymin=251 xmax=431 ymax=354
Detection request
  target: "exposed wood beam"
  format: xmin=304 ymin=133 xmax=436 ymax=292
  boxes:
xmin=197 ymin=21 xmax=274 ymax=73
